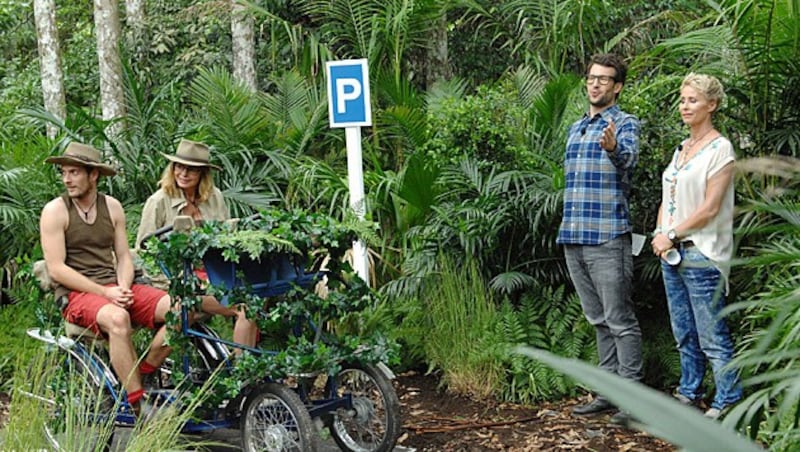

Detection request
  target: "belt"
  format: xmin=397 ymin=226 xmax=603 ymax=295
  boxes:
xmin=678 ymin=240 xmax=695 ymax=249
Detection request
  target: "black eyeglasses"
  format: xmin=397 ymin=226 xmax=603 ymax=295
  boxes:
xmin=585 ymin=75 xmax=617 ymax=86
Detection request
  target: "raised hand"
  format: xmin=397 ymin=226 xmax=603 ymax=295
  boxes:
xmin=600 ymin=121 xmax=617 ymax=152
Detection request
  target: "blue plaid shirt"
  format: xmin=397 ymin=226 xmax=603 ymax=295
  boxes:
xmin=557 ymin=104 xmax=640 ymax=245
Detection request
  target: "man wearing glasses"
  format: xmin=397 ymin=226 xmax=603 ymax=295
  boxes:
xmin=557 ymin=53 xmax=642 ymax=425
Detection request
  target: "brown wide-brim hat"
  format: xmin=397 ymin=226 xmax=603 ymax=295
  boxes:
xmin=161 ymin=139 xmax=222 ymax=171
xmin=45 ymin=142 xmax=117 ymax=176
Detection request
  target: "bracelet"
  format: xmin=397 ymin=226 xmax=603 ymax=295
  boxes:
xmin=651 ymin=227 xmax=663 ymax=237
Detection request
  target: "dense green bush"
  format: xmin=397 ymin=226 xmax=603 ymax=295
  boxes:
xmin=0 ymin=258 xmax=59 ymax=392
xmin=421 ymin=82 xmax=526 ymax=170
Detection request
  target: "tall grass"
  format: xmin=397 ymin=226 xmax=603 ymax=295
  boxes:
xmin=4 ymin=338 xmax=223 ymax=451
xmin=0 ymin=300 xmax=41 ymax=393
xmin=5 ymin=346 xmax=116 ymax=450
xmin=421 ymin=256 xmax=504 ymax=399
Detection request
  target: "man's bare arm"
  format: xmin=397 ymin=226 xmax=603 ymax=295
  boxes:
xmin=107 ymin=196 xmax=134 ymax=289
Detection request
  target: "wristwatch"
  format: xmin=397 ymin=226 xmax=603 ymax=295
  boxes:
xmin=667 ymin=229 xmax=679 ymax=244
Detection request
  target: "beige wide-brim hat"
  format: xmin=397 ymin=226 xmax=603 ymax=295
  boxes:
xmin=45 ymin=142 xmax=117 ymax=176
xmin=162 ymin=139 xmax=222 ymax=171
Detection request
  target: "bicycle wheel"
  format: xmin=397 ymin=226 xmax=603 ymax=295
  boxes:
xmin=240 ymin=382 xmax=318 ymax=452
xmin=21 ymin=347 xmax=116 ymax=451
xmin=327 ymin=363 xmax=401 ymax=452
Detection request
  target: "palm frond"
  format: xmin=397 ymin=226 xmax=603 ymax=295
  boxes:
xmin=424 ymin=77 xmax=468 ymax=114
xmin=188 ymin=67 xmax=274 ymax=149
xmin=490 ymin=271 xmax=535 ymax=295
xmin=289 ymin=156 xmax=350 ymax=216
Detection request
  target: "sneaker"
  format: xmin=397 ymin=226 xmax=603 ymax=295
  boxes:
xmin=572 ymin=398 xmax=616 ymax=416
xmin=672 ymin=390 xmax=699 ymax=406
xmin=704 ymin=406 xmax=730 ymax=420
xmin=141 ymin=371 xmax=158 ymax=391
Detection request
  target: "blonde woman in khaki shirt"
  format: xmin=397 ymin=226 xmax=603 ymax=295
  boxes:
xmin=137 ymin=139 xmax=258 ymax=351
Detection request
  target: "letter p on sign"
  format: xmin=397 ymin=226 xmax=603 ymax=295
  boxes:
xmin=326 ymin=59 xmax=372 ymax=128
xmin=336 ymin=78 xmax=361 ymax=114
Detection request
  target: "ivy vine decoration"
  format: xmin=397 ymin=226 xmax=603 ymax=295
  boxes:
xmin=141 ymin=208 xmax=396 ymax=405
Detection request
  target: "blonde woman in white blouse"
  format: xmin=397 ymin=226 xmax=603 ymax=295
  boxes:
xmin=650 ymin=73 xmax=741 ymax=420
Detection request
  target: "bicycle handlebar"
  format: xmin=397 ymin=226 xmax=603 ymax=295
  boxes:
xmin=138 ymin=224 xmax=175 ymax=249
xmin=139 ymin=215 xmax=195 ymax=249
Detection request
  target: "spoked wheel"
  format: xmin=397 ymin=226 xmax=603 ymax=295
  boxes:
xmin=327 ymin=363 xmax=401 ymax=452
xmin=20 ymin=350 xmax=116 ymax=451
xmin=241 ymin=382 xmax=319 ymax=452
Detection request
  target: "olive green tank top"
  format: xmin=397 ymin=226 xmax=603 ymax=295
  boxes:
xmin=53 ymin=193 xmax=118 ymax=299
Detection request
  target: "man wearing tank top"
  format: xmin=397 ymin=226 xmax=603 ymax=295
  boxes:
xmin=40 ymin=142 xmax=171 ymax=416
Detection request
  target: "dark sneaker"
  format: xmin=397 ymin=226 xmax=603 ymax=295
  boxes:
xmin=141 ymin=371 xmax=158 ymax=391
xmin=572 ymin=398 xmax=615 ymax=416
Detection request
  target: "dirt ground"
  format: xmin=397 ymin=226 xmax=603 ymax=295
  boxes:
xmin=394 ymin=371 xmax=675 ymax=451
xmin=0 ymin=372 xmax=674 ymax=451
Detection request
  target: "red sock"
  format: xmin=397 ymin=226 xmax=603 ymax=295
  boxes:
xmin=128 ymin=388 xmax=145 ymax=405
xmin=139 ymin=361 xmax=158 ymax=375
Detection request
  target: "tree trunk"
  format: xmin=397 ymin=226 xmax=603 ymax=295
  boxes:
xmin=231 ymin=0 xmax=256 ymax=91
xmin=426 ymin=13 xmax=452 ymax=88
xmin=33 ymin=0 xmax=66 ymax=138
xmin=124 ymin=0 xmax=146 ymax=61
xmin=124 ymin=0 xmax=143 ymax=28
xmin=94 ymin=0 xmax=126 ymax=135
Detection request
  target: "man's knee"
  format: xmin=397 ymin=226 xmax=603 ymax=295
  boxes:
xmin=100 ymin=308 xmax=134 ymax=337
xmin=153 ymin=294 xmax=172 ymax=320
xmin=608 ymin=320 xmax=641 ymax=338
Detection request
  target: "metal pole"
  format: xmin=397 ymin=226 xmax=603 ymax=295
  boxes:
xmin=345 ymin=126 xmax=370 ymax=285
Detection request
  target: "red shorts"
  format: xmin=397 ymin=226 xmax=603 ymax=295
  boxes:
xmin=62 ymin=284 xmax=167 ymax=335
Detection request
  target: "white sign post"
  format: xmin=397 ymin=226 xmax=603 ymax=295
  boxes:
xmin=326 ymin=59 xmax=371 ymax=285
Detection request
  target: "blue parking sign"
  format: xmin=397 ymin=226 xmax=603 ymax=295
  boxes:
xmin=326 ymin=59 xmax=372 ymax=128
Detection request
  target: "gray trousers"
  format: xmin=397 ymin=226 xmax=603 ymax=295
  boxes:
xmin=564 ymin=234 xmax=643 ymax=383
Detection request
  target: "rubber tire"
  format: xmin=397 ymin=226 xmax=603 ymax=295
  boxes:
xmin=241 ymin=382 xmax=319 ymax=452
xmin=328 ymin=363 xmax=401 ymax=452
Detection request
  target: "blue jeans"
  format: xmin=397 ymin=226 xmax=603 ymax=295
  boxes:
xmin=661 ymin=245 xmax=742 ymax=409
xmin=564 ymin=234 xmax=643 ymax=383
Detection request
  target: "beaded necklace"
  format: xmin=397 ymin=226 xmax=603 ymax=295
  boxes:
xmin=665 ymin=134 xmax=719 ymax=225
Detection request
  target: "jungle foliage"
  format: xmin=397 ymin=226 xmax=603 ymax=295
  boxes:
xmin=1 ymin=0 xmax=800 ymax=446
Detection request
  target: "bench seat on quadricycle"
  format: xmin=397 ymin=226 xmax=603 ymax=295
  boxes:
xmin=202 ymin=248 xmax=319 ymax=302
xmin=197 ymin=247 xmax=402 ymax=452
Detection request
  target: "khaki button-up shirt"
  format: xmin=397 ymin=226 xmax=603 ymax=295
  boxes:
xmin=136 ymin=187 xmax=229 ymax=248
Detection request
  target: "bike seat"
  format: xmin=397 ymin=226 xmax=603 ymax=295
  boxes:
xmin=64 ymin=321 xmax=106 ymax=342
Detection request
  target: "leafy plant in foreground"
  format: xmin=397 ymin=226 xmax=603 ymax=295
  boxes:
xmin=519 ymin=347 xmax=761 ymax=452
xmin=718 ymin=159 xmax=800 ymax=445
